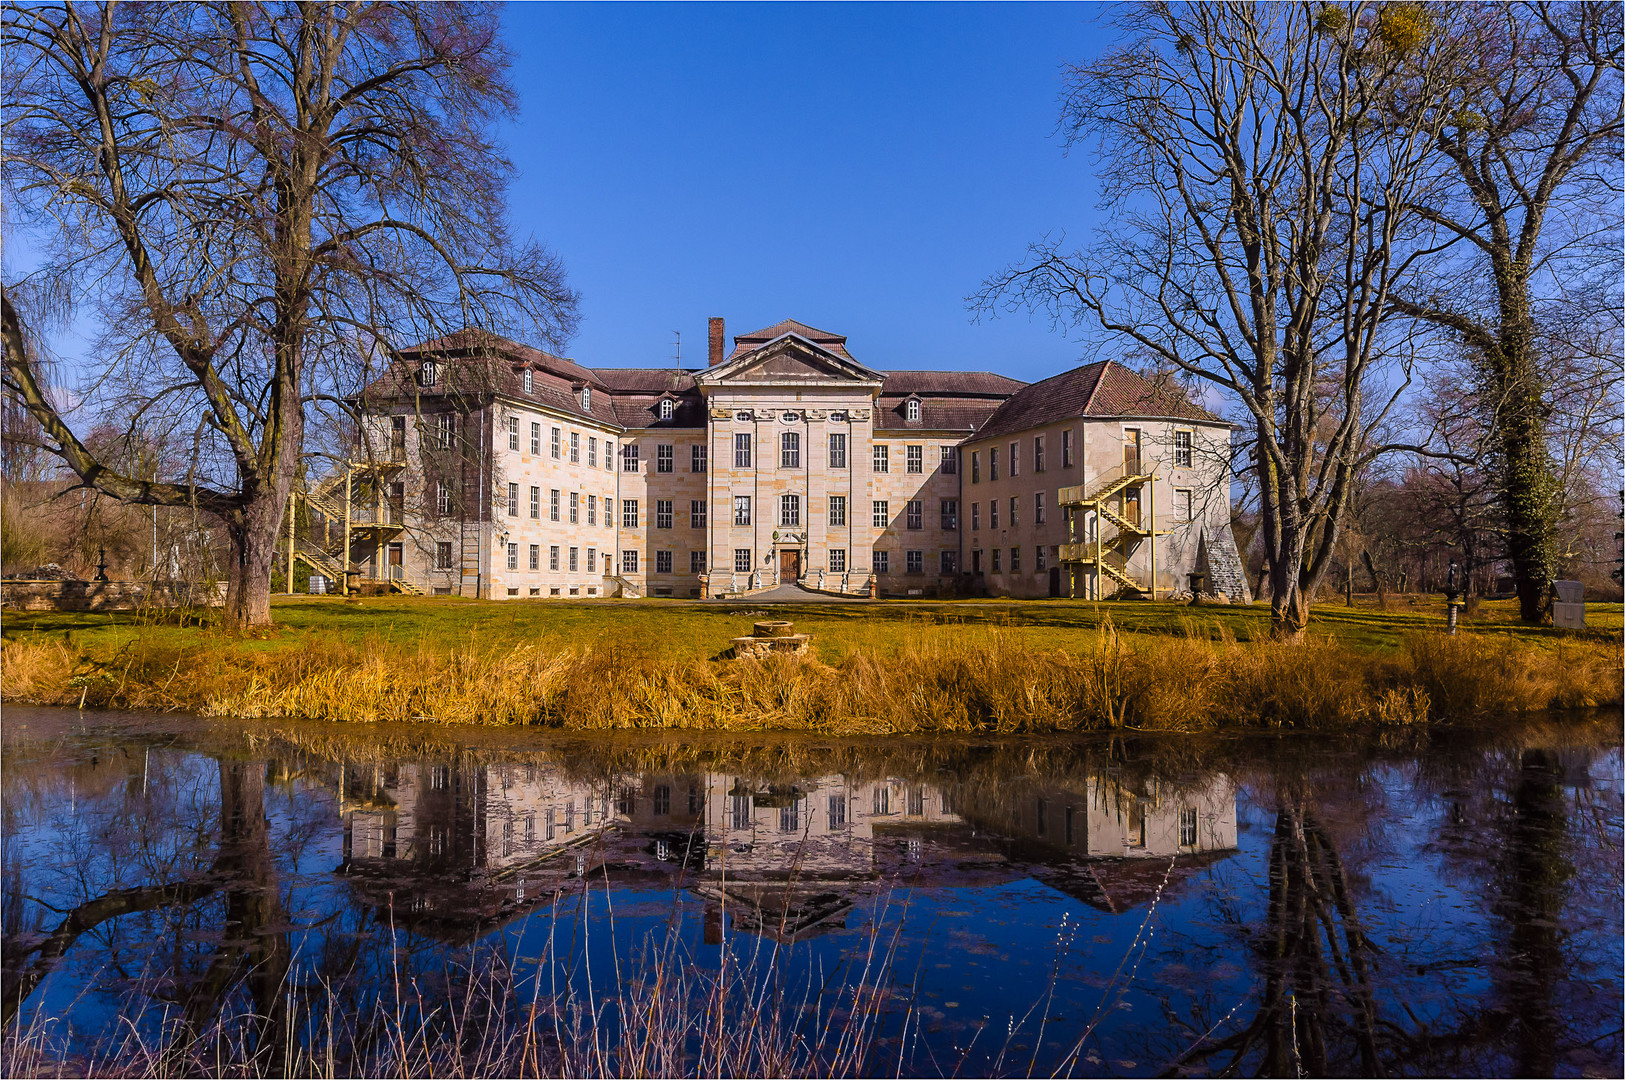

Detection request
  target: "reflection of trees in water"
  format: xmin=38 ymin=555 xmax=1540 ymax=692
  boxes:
xmin=1169 ymin=793 xmax=1382 ymax=1077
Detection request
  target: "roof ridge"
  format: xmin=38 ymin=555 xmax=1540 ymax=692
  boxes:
xmin=1079 ymin=358 xmax=1112 ymax=414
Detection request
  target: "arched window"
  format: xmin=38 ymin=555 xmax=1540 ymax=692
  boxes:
xmin=580 ymin=386 xmax=592 ymax=410
xmin=906 ymin=399 xmax=921 ymax=422
xmin=419 ymin=359 xmax=438 ymax=387
xmin=522 ymin=369 xmax=534 ymax=394
xmin=659 ymin=398 xmax=674 ymax=420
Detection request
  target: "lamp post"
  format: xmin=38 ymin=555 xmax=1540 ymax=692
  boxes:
xmin=1444 ymin=558 xmax=1463 ymax=635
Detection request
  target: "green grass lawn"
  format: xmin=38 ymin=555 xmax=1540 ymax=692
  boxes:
xmin=5 ymin=593 xmax=1617 ymax=665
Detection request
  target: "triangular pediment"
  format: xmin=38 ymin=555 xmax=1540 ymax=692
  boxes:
xmin=695 ymin=334 xmax=883 ymax=388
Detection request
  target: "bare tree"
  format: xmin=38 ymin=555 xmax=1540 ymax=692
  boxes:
xmin=976 ymin=2 xmax=1452 ymax=636
xmin=1 ymin=2 xmax=577 ymax=627
xmin=1386 ymin=2 xmax=1622 ymax=622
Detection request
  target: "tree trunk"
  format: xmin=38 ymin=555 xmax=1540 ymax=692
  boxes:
xmin=1268 ymin=562 xmax=1311 ymax=639
xmin=221 ymin=480 xmax=292 ymax=629
xmin=1494 ymin=332 xmax=1557 ymax=623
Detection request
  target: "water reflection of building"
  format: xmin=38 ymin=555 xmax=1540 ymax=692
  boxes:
xmin=327 ymin=757 xmax=1237 ymax=939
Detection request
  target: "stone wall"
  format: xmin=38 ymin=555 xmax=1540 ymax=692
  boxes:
xmin=1 ymin=579 xmax=227 ymax=612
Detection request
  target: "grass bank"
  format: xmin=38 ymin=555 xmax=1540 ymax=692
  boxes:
xmin=3 ymin=597 xmax=1617 ymax=732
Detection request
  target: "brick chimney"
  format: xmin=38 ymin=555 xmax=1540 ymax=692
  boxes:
xmin=708 ymin=317 xmax=726 ymax=366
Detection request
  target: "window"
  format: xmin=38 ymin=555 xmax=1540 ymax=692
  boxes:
xmin=733 ymin=496 xmax=751 ymax=526
xmin=587 ymin=548 xmax=597 ymax=572
xmin=1009 ymin=496 xmax=1019 ymax=527
xmin=906 ymin=445 xmax=923 ymax=474
xmin=780 ymin=494 xmax=800 ymax=526
xmin=690 ymin=550 xmax=706 ymax=573
xmin=874 ymin=550 xmax=890 ymax=574
xmin=906 ymin=399 xmax=921 ymax=422
xmin=436 ymin=480 xmax=453 ymax=515
xmin=604 ymin=441 xmax=614 ymax=469
xmin=940 ymin=550 xmax=957 ymax=575
xmin=580 ymin=385 xmax=592 ymax=411
xmin=990 ymin=500 xmax=998 ymax=529
xmin=941 ymin=499 xmax=958 ymax=530
xmin=873 ymin=786 xmax=890 ymax=815
xmin=551 ymin=427 xmax=561 ymax=459
xmin=938 ymin=445 xmax=956 ymax=475
xmin=530 ymin=422 xmax=541 ymax=455
xmin=605 ymin=497 xmax=614 ymax=527
xmin=655 ymin=550 xmax=672 ymax=573
xmin=731 ymin=793 xmax=751 ymax=830
xmin=692 ymin=444 xmax=707 ymax=472
xmin=734 ymin=432 xmax=752 ymax=468
xmin=570 ymin=432 xmax=580 ymax=463
xmin=906 ymin=500 xmax=923 ymax=530
xmin=569 ymin=491 xmax=579 ymax=523
xmin=507 ymin=416 xmax=519 ymax=451
xmin=529 ymin=486 xmax=540 ymax=519
xmin=622 ymin=444 xmax=640 ymax=472
xmin=1175 ymin=430 xmax=1193 ymax=468
xmin=991 ymin=548 xmax=1001 ymax=573
xmin=622 ymin=499 xmax=639 ymax=528
xmin=872 ymin=444 xmax=889 ymax=473
xmin=1035 ymin=491 xmax=1046 ymax=524
xmin=909 ymin=788 xmax=924 ymax=816
xmin=434 ymin=413 xmax=454 ymax=449
xmin=906 ymin=550 xmax=923 ymax=574
xmin=691 ymin=499 xmax=707 ymax=529
xmin=828 ymin=495 xmax=847 ymax=527
xmin=550 ymin=546 xmax=560 ymax=570
xmin=1180 ymin=807 xmax=1199 ymax=847
xmin=1062 ymin=429 xmax=1074 ymax=467
xmin=507 ymin=482 xmax=519 ymax=516
xmin=779 ymin=800 xmax=801 ymax=833
xmin=1034 ymin=435 xmax=1046 ymax=472
xmin=622 ymin=550 xmax=638 ymax=573
xmin=435 ymin=541 xmax=453 ymax=569
xmin=419 ymin=359 xmax=438 ymax=387
xmin=733 ymin=548 xmax=751 ymax=572
xmin=781 ymin=431 xmax=801 ymax=468
xmin=651 ymin=784 xmax=671 ymax=816
xmin=569 ymin=547 xmax=579 ymax=572
xmin=830 ymin=548 xmax=847 ymax=572
xmin=971 ymin=503 xmax=980 ymax=531
xmin=529 ymin=544 xmax=540 ymax=571
xmin=989 ymin=447 xmax=999 ymax=480
xmin=506 ymin=543 xmax=518 ymax=570
xmin=1176 ymin=488 xmax=1194 ymax=522
xmin=587 ymin=494 xmax=597 ymax=525
xmin=1036 ymin=545 xmax=1046 ymax=571
xmin=828 ymin=432 xmax=847 ymax=468
xmin=828 ymin=793 xmax=847 ymax=829
xmin=1011 ymin=442 xmax=1021 ymax=477
xmin=1010 ymin=546 xmax=1021 ymax=573
xmin=550 ymin=489 xmax=560 ymax=522
xmin=872 ymin=500 xmax=889 ymax=529
xmin=659 ymin=398 xmax=674 ymax=420
xmin=656 ymin=499 xmax=673 ymax=529
xmin=588 ymin=436 xmax=597 ymax=466
xmin=657 ymin=444 xmax=673 ymax=473
xmin=971 ymin=549 xmax=982 ymax=573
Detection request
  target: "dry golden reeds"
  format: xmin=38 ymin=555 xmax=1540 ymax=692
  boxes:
xmin=3 ymin=618 xmax=1618 ymax=732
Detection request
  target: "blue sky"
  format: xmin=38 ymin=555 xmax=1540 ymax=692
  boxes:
xmin=499 ymin=3 xmax=1111 ymax=380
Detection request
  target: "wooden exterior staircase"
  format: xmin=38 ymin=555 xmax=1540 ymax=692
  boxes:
xmin=1056 ymin=458 xmax=1166 ymax=599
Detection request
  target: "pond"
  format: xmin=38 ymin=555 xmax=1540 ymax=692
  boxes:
xmin=2 ymin=707 xmax=1620 ymax=1078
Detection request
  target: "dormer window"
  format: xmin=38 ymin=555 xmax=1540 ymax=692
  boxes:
xmin=419 ymin=359 xmax=438 ymax=388
xmin=522 ymin=368 xmax=534 ymax=394
xmin=905 ymin=399 xmax=921 ymax=423
xmin=580 ymin=386 xmax=592 ymax=410
xmin=659 ymin=398 xmax=674 ymax=420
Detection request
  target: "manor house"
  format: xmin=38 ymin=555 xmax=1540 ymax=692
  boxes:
xmin=307 ymin=317 xmax=1249 ymax=601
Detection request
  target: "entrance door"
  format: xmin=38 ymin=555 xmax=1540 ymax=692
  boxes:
xmin=1123 ymin=429 xmax=1142 ymax=475
xmin=778 ymin=549 xmax=801 ymax=583
xmin=388 ymin=542 xmax=404 ymax=580
xmin=1048 ymin=566 xmax=1062 ymax=598
xmin=1123 ymin=489 xmax=1141 ymax=528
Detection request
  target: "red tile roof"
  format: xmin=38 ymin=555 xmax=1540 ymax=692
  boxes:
xmin=725 ymin=319 xmax=855 ymax=362
xmin=970 ymin=360 xmax=1220 ymax=441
